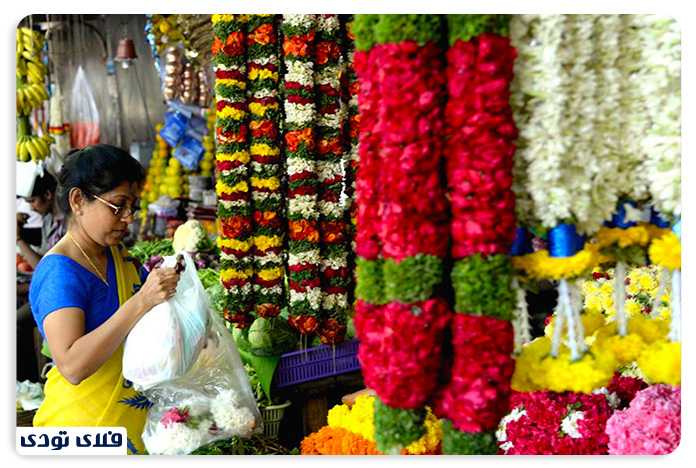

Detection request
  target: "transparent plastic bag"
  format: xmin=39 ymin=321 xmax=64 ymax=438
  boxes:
xmin=132 ymin=254 xmax=263 ymax=455
xmin=69 ymin=66 xmax=100 ymax=149
xmin=123 ymin=253 xmax=209 ymax=391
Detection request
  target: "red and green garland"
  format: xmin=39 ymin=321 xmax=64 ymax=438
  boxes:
xmin=314 ymin=14 xmax=350 ymax=345
xmin=282 ymin=14 xmax=322 ymax=335
xmin=433 ymin=15 xmax=518 ymax=454
xmin=353 ymin=14 xmax=452 ymax=455
xmin=246 ymin=14 xmax=285 ymax=320
xmin=212 ymin=14 xmax=254 ymax=328
xmin=341 ymin=14 xmax=360 ymax=279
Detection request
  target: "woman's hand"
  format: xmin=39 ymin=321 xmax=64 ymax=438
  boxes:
xmin=137 ymin=267 xmax=180 ymax=311
xmin=16 ymin=213 xmax=28 ymax=242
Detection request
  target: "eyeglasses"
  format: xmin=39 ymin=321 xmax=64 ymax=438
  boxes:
xmin=90 ymin=193 xmax=141 ymax=220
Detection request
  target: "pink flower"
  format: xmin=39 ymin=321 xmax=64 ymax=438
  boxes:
xmin=160 ymin=407 xmax=191 ymax=429
xmin=606 ymin=384 xmax=681 ymax=455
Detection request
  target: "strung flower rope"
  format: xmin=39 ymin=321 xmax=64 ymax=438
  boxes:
xmin=613 ymin=261 xmax=628 ymax=337
xmin=668 ymin=269 xmax=680 ymax=342
xmin=213 ymin=14 xmax=254 ymax=328
xmin=246 ymin=14 xmax=284 ymax=320
xmin=282 ymin=14 xmax=322 ymax=335
xmin=512 ymin=278 xmax=532 ymax=354
xmin=651 ymin=266 xmax=669 ymax=318
xmin=315 ymin=14 xmax=350 ymax=345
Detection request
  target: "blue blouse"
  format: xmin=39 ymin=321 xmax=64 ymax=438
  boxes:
xmin=29 ymin=248 xmax=148 ymax=340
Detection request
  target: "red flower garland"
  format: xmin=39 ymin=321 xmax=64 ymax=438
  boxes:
xmin=353 ymin=46 xmax=382 ymax=261
xmin=445 ymin=32 xmax=518 ymax=258
xmin=433 ymin=314 xmax=515 ymax=433
xmin=374 ymin=41 xmax=449 ymax=262
xmin=354 ymin=298 xmax=451 ymax=409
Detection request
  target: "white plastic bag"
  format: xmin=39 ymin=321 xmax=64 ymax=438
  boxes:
xmin=127 ymin=252 xmax=263 ymax=455
xmin=123 ymin=253 xmax=209 ymax=391
xmin=69 ymin=66 xmax=100 ymax=148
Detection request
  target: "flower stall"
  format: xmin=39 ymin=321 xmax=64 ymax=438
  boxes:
xmin=16 ymin=13 xmax=681 ymax=456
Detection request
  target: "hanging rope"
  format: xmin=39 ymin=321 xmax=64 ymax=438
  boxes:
xmin=651 ymin=266 xmax=669 ymax=317
xmin=512 ymin=277 xmax=532 ymax=354
xmin=613 ymin=261 xmax=627 ymax=336
xmin=559 ymin=279 xmax=582 ymax=361
xmin=668 ymin=269 xmax=681 ymax=342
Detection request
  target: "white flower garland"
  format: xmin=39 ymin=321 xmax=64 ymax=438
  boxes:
xmin=639 ymin=15 xmax=681 ymax=217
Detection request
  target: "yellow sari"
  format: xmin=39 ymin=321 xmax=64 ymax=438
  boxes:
xmin=34 ymin=245 xmax=149 ymax=455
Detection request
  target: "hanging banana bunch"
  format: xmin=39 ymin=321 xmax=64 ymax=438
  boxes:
xmin=16 ymin=26 xmax=52 ymax=162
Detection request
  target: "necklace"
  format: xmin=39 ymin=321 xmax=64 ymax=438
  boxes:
xmin=67 ymin=232 xmax=109 ymax=286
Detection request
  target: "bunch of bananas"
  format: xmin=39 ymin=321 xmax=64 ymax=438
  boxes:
xmin=17 ymin=27 xmax=48 ymax=116
xmin=16 ymin=26 xmax=52 ymax=162
xmin=17 ymin=134 xmax=54 ymax=162
xmin=17 ymin=28 xmax=46 ymax=83
xmin=17 ymin=81 xmax=48 ymax=115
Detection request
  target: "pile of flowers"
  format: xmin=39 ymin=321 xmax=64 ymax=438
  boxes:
xmin=246 ymin=14 xmax=285 ymax=320
xmin=605 ymin=383 xmax=681 ymax=454
xmin=498 ymin=374 xmax=648 ymax=455
xmin=144 ymin=390 xmax=259 ymax=455
xmin=212 ymin=14 xmax=254 ymax=328
xmin=300 ymin=395 xmax=442 ymax=455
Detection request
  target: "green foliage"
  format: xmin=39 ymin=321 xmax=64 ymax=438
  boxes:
xmin=441 ymin=420 xmax=498 ymax=455
xmin=355 ymin=258 xmax=385 ymax=304
xmin=451 ymin=254 xmax=515 ymax=320
xmin=353 ymin=14 xmax=379 ymax=51
xmin=446 ymin=14 xmax=510 ymax=45
xmin=375 ymin=14 xmax=444 ymax=46
xmin=383 ymin=254 xmax=443 ymax=304
xmin=373 ymin=399 xmax=427 ymax=454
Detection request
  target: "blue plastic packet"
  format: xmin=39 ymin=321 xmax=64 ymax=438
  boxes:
xmin=173 ymin=136 xmax=205 ymax=170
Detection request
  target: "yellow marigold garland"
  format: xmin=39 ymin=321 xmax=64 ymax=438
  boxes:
xmin=649 ymin=232 xmax=681 ymax=270
xmin=511 ymin=247 xmax=598 ymax=280
xmin=325 ymin=395 xmax=442 ymax=455
xmin=637 ymin=341 xmax=681 ymax=386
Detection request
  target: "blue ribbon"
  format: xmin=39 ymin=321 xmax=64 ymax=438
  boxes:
xmin=650 ymin=207 xmax=670 ymax=228
xmin=510 ymin=227 xmax=533 ymax=256
xmin=605 ymin=201 xmax=638 ymax=229
xmin=672 ymin=219 xmax=681 ymax=241
xmin=548 ymin=223 xmax=583 ymax=258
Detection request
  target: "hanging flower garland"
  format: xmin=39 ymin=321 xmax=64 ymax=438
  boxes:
xmin=314 ymin=14 xmax=350 ymax=345
xmin=639 ymin=16 xmax=681 ymax=220
xmin=341 ymin=14 xmax=360 ymax=268
xmin=246 ymin=14 xmax=284 ymax=320
xmin=282 ymin=14 xmax=322 ymax=335
xmin=213 ymin=14 xmax=254 ymax=328
xmin=353 ymin=14 xmax=451 ymax=455
xmin=433 ymin=14 xmax=517 ymax=455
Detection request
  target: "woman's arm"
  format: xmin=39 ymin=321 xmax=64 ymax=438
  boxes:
xmin=16 ymin=239 xmax=42 ymax=269
xmin=42 ymin=267 xmax=179 ymax=386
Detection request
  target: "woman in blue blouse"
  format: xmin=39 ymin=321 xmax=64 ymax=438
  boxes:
xmin=29 ymin=145 xmax=180 ymax=454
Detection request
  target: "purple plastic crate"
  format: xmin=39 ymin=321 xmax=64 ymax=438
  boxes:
xmin=273 ymin=339 xmax=361 ymax=388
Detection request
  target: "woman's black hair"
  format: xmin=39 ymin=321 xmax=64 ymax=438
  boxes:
xmin=31 ymin=170 xmax=58 ymax=198
xmin=56 ymin=144 xmax=146 ymax=218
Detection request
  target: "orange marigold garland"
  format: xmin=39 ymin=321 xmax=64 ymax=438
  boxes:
xmin=246 ymin=14 xmax=285 ymax=319
xmin=213 ymin=14 xmax=254 ymax=328
xmin=315 ymin=14 xmax=350 ymax=345
xmin=282 ymin=15 xmax=322 ymax=335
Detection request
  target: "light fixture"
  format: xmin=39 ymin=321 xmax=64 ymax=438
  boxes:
xmin=114 ymin=38 xmax=137 ymax=69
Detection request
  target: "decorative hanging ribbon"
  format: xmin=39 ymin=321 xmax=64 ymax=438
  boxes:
xmin=510 ymin=226 xmax=533 ymax=257
xmin=548 ymin=223 xmax=583 ymax=258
